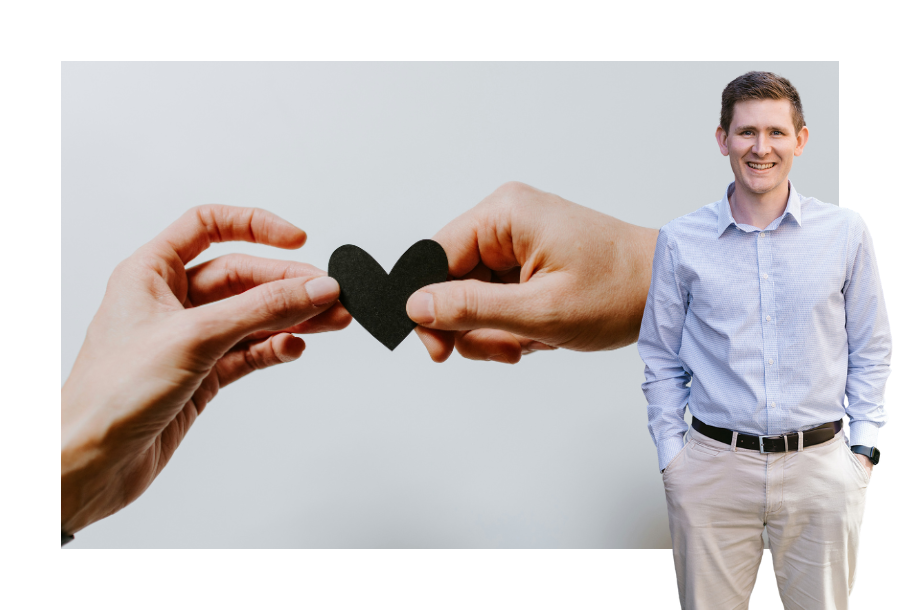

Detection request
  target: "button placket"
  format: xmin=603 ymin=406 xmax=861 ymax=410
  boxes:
xmin=758 ymin=230 xmax=781 ymax=432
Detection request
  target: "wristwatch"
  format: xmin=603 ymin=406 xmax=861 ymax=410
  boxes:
xmin=851 ymin=445 xmax=880 ymax=466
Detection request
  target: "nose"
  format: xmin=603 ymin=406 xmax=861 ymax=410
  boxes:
xmin=752 ymin=134 xmax=772 ymax=157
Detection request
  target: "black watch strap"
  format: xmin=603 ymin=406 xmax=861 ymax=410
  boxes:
xmin=62 ymin=531 xmax=74 ymax=546
xmin=851 ymin=445 xmax=880 ymax=465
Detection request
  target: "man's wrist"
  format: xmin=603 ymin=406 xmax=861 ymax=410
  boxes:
xmin=623 ymin=226 xmax=659 ymax=343
xmin=657 ymin=435 xmax=687 ymax=472
xmin=851 ymin=445 xmax=880 ymax=466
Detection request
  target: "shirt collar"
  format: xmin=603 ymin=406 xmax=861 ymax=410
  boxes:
xmin=716 ymin=181 xmax=803 ymax=237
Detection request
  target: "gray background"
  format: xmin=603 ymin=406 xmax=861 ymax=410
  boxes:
xmin=63 ymin=62 xmax=838 ymax=548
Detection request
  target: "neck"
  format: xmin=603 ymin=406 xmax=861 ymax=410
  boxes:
xmin=729 ymin=180 xmax=791 ymax=230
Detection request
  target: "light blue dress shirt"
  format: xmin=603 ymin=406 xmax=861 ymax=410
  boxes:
xmin=638 ymin=182 xmax=891 ymax=472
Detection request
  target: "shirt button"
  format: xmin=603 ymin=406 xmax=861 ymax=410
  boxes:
xmin=769 ymin=359 xmax=774 ymax=365
xmin=766 ymin=315 xmax=772 ymax=322
xmin=760 ymin=232 xmax=766 ymax=238
xmin=762 ymin=273 xmax=769 ymax=279
xmin=769 ymin=402 xmax=776 ymax=408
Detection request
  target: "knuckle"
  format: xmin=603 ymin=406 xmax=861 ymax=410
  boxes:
xmin=222 ymin=254 xmax=251 ymax=295
xmin=108 ymin=257 xmax=133 ymax=287
xmin=242 ymin=346 xmax=264 ymax=372
xmin=465 ymin=284 xmax=481 ymax=322
xmin=489 ymin=181 xmax=535 ymax=209
xmin=191 ymin=203 xmax=229 ymax=219
xmin=493 ymin=180 xmax=531 ymax=200
xmin=131 ymin=244 xmax=163 ymax=271
xmin=225 ymin=266 xmax=244 ymax=297
xmin=191 ymin=204 xmax=230 ymax=242
xmin=256 ymin=283 xmax=292 ymax=318
xmin=108 ymin=247 xmax=162 ymax=290
xmin=188 ymin=204 xmax=215 ymax=231
xmin=443 ymin=283 xmax=475 ymax=326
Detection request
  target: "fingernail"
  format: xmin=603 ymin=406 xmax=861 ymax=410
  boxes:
xmin=407 ymin=291 xmax=435 ymax=324
xmin=305 ymin=276 xmax=340 ymax=306
xmin=488 ymin=354 xmax=511 ymax=364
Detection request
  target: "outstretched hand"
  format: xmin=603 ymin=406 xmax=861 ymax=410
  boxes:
xmin=61 ymin=205 xmax=350 ymax=535
xmin=406 ymin=182 xmax=658 ymax=363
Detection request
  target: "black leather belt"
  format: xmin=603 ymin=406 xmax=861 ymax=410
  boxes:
xmin=691 ymin=417 xmax=842 ymax=453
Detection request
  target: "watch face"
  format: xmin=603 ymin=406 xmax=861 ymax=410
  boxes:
xmin=871 ymin=447 xmax=881 ymax=465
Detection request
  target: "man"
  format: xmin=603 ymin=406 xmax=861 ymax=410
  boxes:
xmin=636 ymin=72 xmax=890 ymax=609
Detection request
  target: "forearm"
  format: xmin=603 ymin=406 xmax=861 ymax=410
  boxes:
xmin=637 ymin=224 xmax=692 ymax=471
xmin=843 ymin=213 xmax=891 ymax=447
xmin=846 ymin=362 xmax=890 ymax=447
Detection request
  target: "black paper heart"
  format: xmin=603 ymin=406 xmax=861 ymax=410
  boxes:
xmin=328 ymin=240 xmax=449 ymax=350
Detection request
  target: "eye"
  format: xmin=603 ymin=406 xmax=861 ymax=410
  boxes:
xmin=741 ymin=130 xmax=753 ymax=136
xmin=772 ymin=130 xmax=784 ymax=136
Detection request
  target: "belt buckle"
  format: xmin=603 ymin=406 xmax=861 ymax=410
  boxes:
xmin=758 ymin=434 xmax=784 ymax=454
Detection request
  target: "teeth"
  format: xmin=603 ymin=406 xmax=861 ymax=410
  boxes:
xmin=749 ymin=162 xmax=774 ymax=170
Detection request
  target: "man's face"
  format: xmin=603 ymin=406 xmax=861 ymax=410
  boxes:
xmin=715 ymin=98 xmax=809 ymax=198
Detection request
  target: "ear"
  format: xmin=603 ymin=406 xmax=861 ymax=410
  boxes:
xmin=715 ymin=126 xmax=729 ymax=156
xmin=794 ymin=126 xmax=809 ymax=157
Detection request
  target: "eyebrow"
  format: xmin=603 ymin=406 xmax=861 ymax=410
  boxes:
xmin=734 ymin=124 xmax=791 ymax=132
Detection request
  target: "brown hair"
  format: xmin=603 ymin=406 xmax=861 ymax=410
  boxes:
xmin=720 ymin=71 xmax=805 ymax=135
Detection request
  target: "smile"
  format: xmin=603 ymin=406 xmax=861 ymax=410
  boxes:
xmin=748 ymin=162 xmax=775 ymax=170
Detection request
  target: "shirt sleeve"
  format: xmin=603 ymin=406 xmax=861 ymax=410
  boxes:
xmin=638 ymin=226 xmax=692 ymax=471
xmin=843 ymin=213 xmax=891 ymax=447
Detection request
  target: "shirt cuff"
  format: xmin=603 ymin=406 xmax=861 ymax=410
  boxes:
xmin=848 ymin=420 xmax=881 ymax=448
xmin=658 ymin=435 xmax=687 ymax=472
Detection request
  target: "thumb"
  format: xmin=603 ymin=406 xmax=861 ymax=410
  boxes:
xmin=407 ymin=278 xmax=552 ymax=336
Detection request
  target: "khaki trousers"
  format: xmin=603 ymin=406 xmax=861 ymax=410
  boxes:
xmin=662 ymin=426 xmax=869 ymax=610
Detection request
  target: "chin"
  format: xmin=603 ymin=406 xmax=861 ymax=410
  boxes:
xmin=742 ymin=175 xmax=785 ymax=195
xmin=744 ymin=182 xmax=776 ymax=195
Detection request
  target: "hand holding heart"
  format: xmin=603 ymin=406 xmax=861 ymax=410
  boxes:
xmin=62 ymin=205 xmax=350 ymax=535
xmin=405 ymin=181 xmax=659 ymax=363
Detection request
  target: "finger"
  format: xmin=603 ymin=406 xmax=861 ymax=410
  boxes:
xmin=414 ymin=326 xmax=455 ymax=363
xmin=272 ymin=302 xmax=352 ymax=335
xmin=186 ymin=254 xmax=325 ymax=307
xmin=408 ymin=259 xmax=491 ymax=361
xmin=454 ymin=329 xmax=556 ymax=362
xmin=406 ymin=276 xmax=562 ymax=336
xmin=152 ymin=205 xmax=307 ymax=266
xmin=432 ymin=207 xmax=520 ymax=278
xmin=241 ymin=303 xmax=352 ymax=341
xmin=432 ymin=182 xmax=543 ymax=278
xmin=459 ymin=261 xmax=493 ymax=282
xmin=215 ymin=333 xmax=306 ymax=388
xmin=454 ymin=329 xmax=523 ymax=364
xmin=190 ymin=274 xmax=341 ymax=352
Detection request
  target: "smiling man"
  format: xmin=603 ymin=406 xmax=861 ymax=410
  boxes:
xmin=637 ymin=72 xmax=891 ymax=609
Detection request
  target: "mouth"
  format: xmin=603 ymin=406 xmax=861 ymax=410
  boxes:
xmin=747 ymin=161 xmax=775 ymax=171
